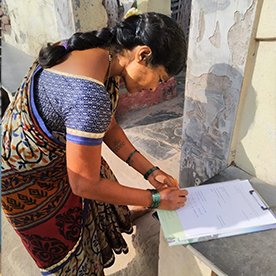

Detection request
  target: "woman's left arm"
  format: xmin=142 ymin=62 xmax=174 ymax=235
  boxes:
xmin=103 ymin=117 xmax=177 ymax=189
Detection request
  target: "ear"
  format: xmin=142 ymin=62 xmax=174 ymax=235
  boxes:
xmin=136 ymin=45 xmax=152 ymax=64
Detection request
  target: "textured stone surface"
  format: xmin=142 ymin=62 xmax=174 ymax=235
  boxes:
xmin=122 ymin=117 xmax=183 ymax=160
xmin=2 ymin=0 xmax=107 ymax=56
xmin=72 ymin=0 xmax=107 ymax=32
xmin=159 ymin=166 xmax=276 ymax=276
xmin=116 ymin=78 xmax=178 ymax=116
xmin=105 ymin=212 xmax=160 ymax=276
xmin=159 ymin=229 xmax=212 ymax=276
xmin=105 ymin=76 xmax=188 ymax=276
xmin=1 ymin=73 xmax=186 ymax=276
xmin=191 ymin=166 xmax=276 ymax=276
xmin=117 ymin=77 xmax=185 ymax=162
xmin=180 ymin=0 xmax=259 ymax=186
xmin=2 ymin=0 xmax=66 ymax=56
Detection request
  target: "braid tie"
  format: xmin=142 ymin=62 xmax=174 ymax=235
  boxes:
xmin=61 ymin=41 xmax=68 ymax=50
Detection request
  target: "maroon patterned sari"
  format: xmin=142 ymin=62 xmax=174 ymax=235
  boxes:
xmin=1 ymin=60 xmax=133 ymax=275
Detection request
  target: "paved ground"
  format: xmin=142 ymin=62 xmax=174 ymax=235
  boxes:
xmin=1 ymin=74 xmax=196 ymax=276
xmin=104 ymin=77 xmax=186 ymax=275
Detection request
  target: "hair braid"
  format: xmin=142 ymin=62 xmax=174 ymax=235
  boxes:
xmin=38 ymin=12 xmax=187 ymax=75
xmin=38 ymin=28 xmax=114 ymax=68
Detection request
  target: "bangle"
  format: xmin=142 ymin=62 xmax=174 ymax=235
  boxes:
xmin=126 ymin=149 xmax=140 ymax=165
xmin=144 ymin=166 xmax=160 ymax=180
xmin=147 ymin=189 xmax=161 ymax=209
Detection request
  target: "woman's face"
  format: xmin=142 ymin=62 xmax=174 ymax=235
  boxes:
xmin=118 ymin=46 xmax=171 ymax=94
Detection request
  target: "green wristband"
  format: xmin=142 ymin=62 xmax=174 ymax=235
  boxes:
xmin=147 ymin=189 xmax=161 ymax=209
xmin=144 ymin=166 xmax=160 ymax=180
xmin=126 ymin=149 xmax=140 ymax=165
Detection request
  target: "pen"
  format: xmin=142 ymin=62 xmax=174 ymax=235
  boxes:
xmin=173 ymin=179 xmax=179 ymax=187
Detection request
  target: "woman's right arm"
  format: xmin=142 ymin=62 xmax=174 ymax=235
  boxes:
xmin=66 ymin=141 xmax=187 ymax=210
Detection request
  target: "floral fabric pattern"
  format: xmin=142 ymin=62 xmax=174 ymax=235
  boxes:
xmin=1 ymin=60 xmax=132 ymax=275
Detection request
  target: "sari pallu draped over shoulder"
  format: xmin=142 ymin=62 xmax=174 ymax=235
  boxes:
xmin=1 ymin=60 xmax=85 ymax=272
xmin=1 ymin=60 xmax=130 ymax=275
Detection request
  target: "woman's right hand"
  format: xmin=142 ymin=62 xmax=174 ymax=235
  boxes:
xmin=158 ymin=187 xmax=188 ymax=210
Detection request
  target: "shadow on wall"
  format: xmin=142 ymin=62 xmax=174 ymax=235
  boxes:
xmin=231 ymin=42 xmax=259 ymax=177
xmin=232 ymin=82 xmax=257 ymax=176
xmin=179 ymin=63 xmax=257 ymax=187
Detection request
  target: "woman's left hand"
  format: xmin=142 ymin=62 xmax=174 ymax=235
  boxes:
xmin=147 ymin=169 xmax=179 ymax=190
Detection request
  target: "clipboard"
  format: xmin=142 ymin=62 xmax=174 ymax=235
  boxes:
xmin=249 ymin=189 xmax=270 ymax=210
xmin=157 ymin=179 xmax=276 ymax=246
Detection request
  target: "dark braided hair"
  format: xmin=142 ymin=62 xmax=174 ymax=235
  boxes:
xmin=38 ymin=12 xmax=187 ymax=75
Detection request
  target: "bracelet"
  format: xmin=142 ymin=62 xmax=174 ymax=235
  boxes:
xmin=144 ymin=166 xmax=160 ymax=180
xmin=126 ymin=149 xmax=140 ymax=165
xmin=147 ymin=189 xmax=161 ymax=209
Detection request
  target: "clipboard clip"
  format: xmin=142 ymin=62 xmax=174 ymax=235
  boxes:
xmin=249 ymin=190 xmax=270 ymax=210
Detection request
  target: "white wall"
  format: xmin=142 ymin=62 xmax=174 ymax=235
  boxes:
xmin=2 ymin=0 xmax=107 ymax=57
xmin=136 ymin=0 xmax=171 ymax=16
xmin=231 ymin=0 xmax=276 ymax=185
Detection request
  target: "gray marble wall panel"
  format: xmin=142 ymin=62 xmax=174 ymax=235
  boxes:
xmin=53 ymin=0 xmax=76 ymax=39
xmin=180 ymin=0 xmax=259 ymax=187
xmin=71 ymin=0 xmax=107 ymax=32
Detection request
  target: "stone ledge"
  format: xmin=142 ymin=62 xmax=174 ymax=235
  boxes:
xmin=116 ymin=78 xmax=177 ymax=116
xmin=159 ymin=165 xmax=276 ymax=276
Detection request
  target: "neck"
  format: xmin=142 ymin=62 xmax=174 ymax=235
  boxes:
xmin=108 ymin=52 xmax=127 ymax=78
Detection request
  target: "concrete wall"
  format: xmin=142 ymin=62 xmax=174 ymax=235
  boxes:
xmin=230 ymin=0 xmax=276 ymax=185
xmin=103 ymin=0 xmax=138 ymax=27
xmin=72 ymin=0 xmax=108 ymax=32
xmin=179 ymin=0 xmax=260 ymax=187
xmin=2 ymin=0 xmax=107 ymax=57
xmin=2 ymin=0 xmax=170 ymax=57
xmin=136 ymin=0 xmax=171 ymax=16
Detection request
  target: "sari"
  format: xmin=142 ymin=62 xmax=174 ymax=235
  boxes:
xmin=1 ymin=60 xmax=133 ymax=275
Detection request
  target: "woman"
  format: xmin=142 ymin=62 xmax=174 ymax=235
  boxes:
xmin=1 ymin=12 xmax=188 ymax=276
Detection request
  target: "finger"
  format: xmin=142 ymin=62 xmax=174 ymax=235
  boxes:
xmin=177 ymin=197 xmax=187 ymax=205
xmin=177 ymin=195 xmax=187 ymax=203
xmin=180 ymin=196 xmax=187 ymax=203
xmin=174 ymin=202 xmax=186 ymax=210
xmin=179 ymin=189 xmax=188 ymax=196
xmin=163 ymin=175 xmax=176 ymax=187
xmin=177 ymin=196 xmax=187 ymax=205
xmin=153 ymin=181 xmax=169 ymax=190
xmin=155 ymin=174 xmax=176 ymax=188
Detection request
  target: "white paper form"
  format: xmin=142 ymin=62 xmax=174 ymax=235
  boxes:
xmin=177 ymin=180 xmax=276 ymax=238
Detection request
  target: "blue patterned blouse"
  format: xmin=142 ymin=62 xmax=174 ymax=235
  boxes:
xmin=34 ymin=68 xmax=118 ymax=146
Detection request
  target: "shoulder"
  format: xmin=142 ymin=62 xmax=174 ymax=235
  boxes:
xmin=50 ymin=48 xmax=110 ymax=84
